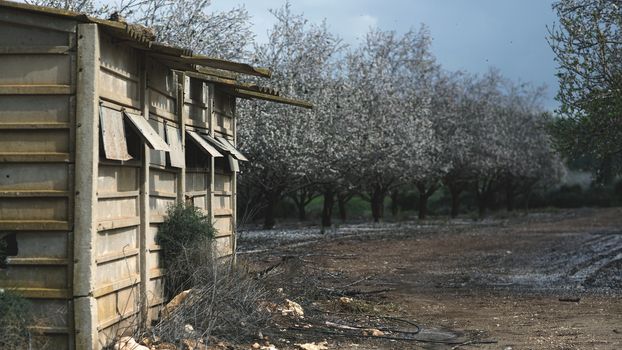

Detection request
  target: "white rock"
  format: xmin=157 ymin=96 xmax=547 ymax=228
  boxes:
xmin=281 ymin=299 xmax=304 ymax=317
xmin=295 ymin=341 xmax=328 ymax=350
xmin=113 ymin=336 xmax=149 ymax=350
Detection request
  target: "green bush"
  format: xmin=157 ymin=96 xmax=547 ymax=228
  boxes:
xmin=157 ymin=203 xmax=216 ymax=298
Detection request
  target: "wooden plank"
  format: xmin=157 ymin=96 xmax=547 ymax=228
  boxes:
xmin=96 ymin=217 xmax=140 ymax=232
xmin=0 ymin=190 xmax=70 ymax=197
xmin=124 ymin=111 xmax=170 ymax=151
xmin=0 ymin=54 xmax=71 ymax=85
xmin=0 ymin=122 xmax=71 ymax=130
xmin=0 ymin=95 xmax=70 ymax=124
xmin=100 ymin=106 xmax=132 ymax=161
xmin=0 ymin=6 xmax=77 ymax=32
xmin=149 ymin=190 xmax=177 ymax=199
xmin=213 ymin=208 xmax=233 ymax=216
xmin=0 ymin=46 xmax=71 ymax=54
xmin=228 ymin=155 xmax=239 ymax=172
xmin=186 ymin=130 xmax=223 ymax=157
xmin=0 ymin=153 xmax=70 ymax=162
xmin=0 ymin=85 xmax=72 ymax=95
xmin=96 ymin=309 xmax=139 ymax=331
xmin=148 ymin=104 xmax=178 ymax=122
xmin=6 ymin=257 xmax=68 ymax=266
xmin=95 ymin=248 xmax=140 ymax=265
xmin=97 ymin=191 xmax=140 ymax=199
xmin=231 ymin=87 xmax=313 ymax=109
xmin=29 ymin=326 xmax=70 ymax=334
xmin=216 ymin=136 xmax=248 ymax=161
xmin=0 ymin=220 xmax=70 ymax=231
xmin=5 ymin=287 xmax=70 ymax=299
xmin=165 ymin=124 xmax=185 ymax=168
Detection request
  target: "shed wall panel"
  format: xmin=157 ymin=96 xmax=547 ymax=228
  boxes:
xmin=0 ymin=95 xmax=71 ymax=123
xmin=0 ymin=21 xmax=70 ymax=46
xmin=0 ymin=15 xmax=77 ymax=350
xmin=0 ymin=266 xmax=68 ymax=289
xmin=0 ymin=129 xmax=69 ymax=153
xmin=15 ymin=231 xmax=68 ymax=258
xmin=0 ymin=197 xmax=68 ymax=221
xmin=0 ymin=54 xmax=71 ymax=85
xmin=96 ymin=226 xmax=139 ymax=257
xmin=0 ymin=163 xmax=68 ymax=191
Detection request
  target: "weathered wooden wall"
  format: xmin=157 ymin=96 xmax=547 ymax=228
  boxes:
xmin=0 ymin=8 xmax=77 ymax=350
xmin=0 ymin=8 xmax=240 ymax=349
xmin=145 ymin=58 xmax=180 ymax=324
xmin=212 ymin=90 xmax=236 ymax=256
xmin=95 ymin=33 xmax=142 ymax=346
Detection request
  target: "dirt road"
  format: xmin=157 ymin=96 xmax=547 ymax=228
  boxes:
xmin=239 ymin=208 xmax=622 ymax=349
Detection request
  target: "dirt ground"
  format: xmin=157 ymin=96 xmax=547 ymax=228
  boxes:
xmin=237 ymin=208 xmax=622 ymax=350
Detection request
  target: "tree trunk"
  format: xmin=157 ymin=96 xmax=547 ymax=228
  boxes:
xmin=416 ymin=184 xmax=429 ymax=220
xmin=476 ymin=182 xmax=492 ymax=219
xmin=477 ymin=197 xmax=486 ymax=219
xmin=390 ymin=189 xmax=400 ymax=218
xmin=370 ymin=185 xmax=386 ymax=223
xmin=263 ymin=190 xmax=279 ymax=229
xmin=506 ymin=188 xmax=515 ymax=212
xmin=297 ymin=195 xmax=307 ymax=222
xmin=449 ymin=184 xmax=462 ymax=219
xmin=337 ymin=193 xmax=348 ymax=222
xmin=321 ymin=188 xmax=335 ymax=232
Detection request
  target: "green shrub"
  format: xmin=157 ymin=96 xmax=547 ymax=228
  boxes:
xmin=157 ymin=203 xmax=216 ymax=298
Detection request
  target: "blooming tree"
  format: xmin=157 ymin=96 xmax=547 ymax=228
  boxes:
xmin=27 ymin=0 xmax=253 ymax=60
xmin=236 ymin=3 xmax=344 ymax=229
xmin=548 ymin=0 xmax=622 ymax=182
xmin=345 ymin=27 xmax=437 ymax=222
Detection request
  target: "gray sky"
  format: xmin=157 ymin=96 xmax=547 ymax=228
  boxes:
xmin=210 ymin=0 xmax=559 ymax=111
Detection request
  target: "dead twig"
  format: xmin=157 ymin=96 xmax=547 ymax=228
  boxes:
xmin=451 ymin=340 xmax=498 ymax=349
xmin=318 ymin=287 xmax=395 ymax=297
xmin=340 ymin=274 xmax=377 ymax=288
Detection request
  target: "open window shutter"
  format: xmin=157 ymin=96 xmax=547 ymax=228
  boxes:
xmin=123 ymin=111 xmax=170 ymax=152
xmin=186 ymin=130 xmax=223 ymax=157
xmin=215 ymin=136 xmax=248 ymax=161
xmin=228 ymin=155 xmax=240 ymax=172
xmin=100 ymin=106 xmax=132 ymax=161
xmin=165 ymin=124 xmax=185 ymax=168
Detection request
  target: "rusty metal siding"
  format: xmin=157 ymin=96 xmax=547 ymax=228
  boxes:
xmin=0 ymin=12 xmax=77 ymax=350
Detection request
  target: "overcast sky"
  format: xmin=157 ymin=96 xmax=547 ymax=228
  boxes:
xmin=210 ymin=0 xmax=559 ymax=111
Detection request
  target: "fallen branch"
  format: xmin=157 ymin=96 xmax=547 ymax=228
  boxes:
xmin=317 ymin=287 xmax=394 ymax=297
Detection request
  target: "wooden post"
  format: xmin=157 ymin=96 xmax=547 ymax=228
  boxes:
xmin=138 ymin=54 xmax=151 ymax=328
xmin=73 ymin=23 xmax=99 ymax=350
xmin=231 ymin=95 xmax=238 ymax=263
xmin=176 ymin=72 xmax=186 ymax=203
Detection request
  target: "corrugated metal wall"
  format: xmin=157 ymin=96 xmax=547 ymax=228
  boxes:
xmin=0 ymin=8 xmax=77 ymax=349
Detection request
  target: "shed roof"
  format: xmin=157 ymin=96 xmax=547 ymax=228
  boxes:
xmin=0 ymin=0 xmax=312 ymax=108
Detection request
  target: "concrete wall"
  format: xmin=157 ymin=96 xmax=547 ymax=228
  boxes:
xmin=0 ymin=9 xmax=78 ymax=350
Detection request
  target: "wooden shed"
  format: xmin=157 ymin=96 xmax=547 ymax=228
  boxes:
xmin=0 ymin=1 xmax=310 ymax=349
